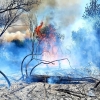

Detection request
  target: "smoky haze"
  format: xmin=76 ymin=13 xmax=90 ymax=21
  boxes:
xmin=0 ymin=0 xmax=89 ymax=42
xmin=1 ymin=0 xmax=99 ymax=79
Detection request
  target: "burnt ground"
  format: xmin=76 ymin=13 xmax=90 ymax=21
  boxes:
xmin=0 ymin=80 xmax=100 ymax=100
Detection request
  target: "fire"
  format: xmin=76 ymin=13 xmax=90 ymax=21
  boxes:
xmin=34 ymin=22 xmax=58 ymax=66
xmin=35 ymin=22 xmax=56 ymax=40
xmin=34 ymin=22 xmax=69 ymax=68
xmin=35 ymin=22 xmax=45 ymax=39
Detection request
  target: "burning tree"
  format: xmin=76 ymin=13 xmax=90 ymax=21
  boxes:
xmin=21 ymin=14 xmax=70 ymax=80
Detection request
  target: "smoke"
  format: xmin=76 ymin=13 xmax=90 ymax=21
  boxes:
xmin=1 ymin=30 xmax=31 ymax=42
xmin=32 ymin=0 xmax=100 ymax=77
xmin=0 ymin=13 xmax=31 ymax=42
xmin=2 ymin=0 xmax=100 ymax=81
xmin=31 ymin=0 xmax=89 ymax=26
xmin=70 ymin=18 xmax=100 ymax=78
xmin=1 ymin=0 xmax=90 ymax=42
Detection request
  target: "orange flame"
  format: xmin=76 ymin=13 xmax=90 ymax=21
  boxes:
xmin=35 ymin=22 xmax=69 ymax=68
xmin=35 ymin=22 xmax=45 ymax=39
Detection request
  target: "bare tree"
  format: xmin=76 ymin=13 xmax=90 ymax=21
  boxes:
xmin=0 ymin=0 xmax=40 ymax=87
xmin=0 ymin=0 xmax=40 ymax=37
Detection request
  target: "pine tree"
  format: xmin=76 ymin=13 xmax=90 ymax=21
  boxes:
xmin=83 ymin=0 xmax=100 ymax=18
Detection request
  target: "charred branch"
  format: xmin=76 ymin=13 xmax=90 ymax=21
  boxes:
xmin=55 ymin=89 xmax=86 ymax=98
xmin=0 ymin=0 xmax=39 ymax=13
xmin=94 ymin=80 xmax=100 ymax=88
xmin=0 ymin=70 xmax=11 ymax=87
xmin=29 ymin=58 xmax=71 ymax=76
xmin=0 ymin=0 xmax=40 ymax=37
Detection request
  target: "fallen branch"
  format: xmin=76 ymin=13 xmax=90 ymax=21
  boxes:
xmin=30 ymin=58 xmax=71 ymax=76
